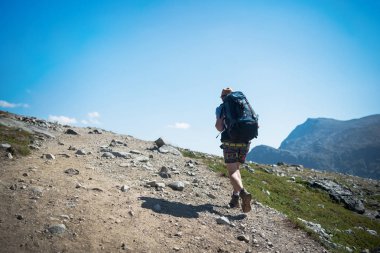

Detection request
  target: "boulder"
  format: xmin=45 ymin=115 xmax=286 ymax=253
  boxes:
xmin=309 ymin=180 xmax=365 ymax=214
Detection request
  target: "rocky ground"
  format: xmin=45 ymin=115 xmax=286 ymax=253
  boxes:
xmin=0 ymin=113 xmax=329 ymax=253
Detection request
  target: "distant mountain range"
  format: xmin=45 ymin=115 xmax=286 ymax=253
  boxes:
xmin=247 ymin=115 xmax=380 ymax=179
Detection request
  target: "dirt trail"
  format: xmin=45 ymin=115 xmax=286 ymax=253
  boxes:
xmin=0 ymin=125 xmax=328 ymax=253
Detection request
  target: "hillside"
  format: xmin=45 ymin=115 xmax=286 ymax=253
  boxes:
xmin=1 ymin=110 xmax=379 ymax=253
xmin=247 ymin=115 xmax=380 ymax=179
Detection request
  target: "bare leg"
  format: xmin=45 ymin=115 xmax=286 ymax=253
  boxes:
xmin=226 ymin=162 xmax=243 ymax=193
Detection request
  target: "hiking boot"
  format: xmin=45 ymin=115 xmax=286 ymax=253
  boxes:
xmin=228 ymin=194 xmax=240 ymax=208
xmin=240 ymin=189 xmax=252 ymax=213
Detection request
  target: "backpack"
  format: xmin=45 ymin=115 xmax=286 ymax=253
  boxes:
xmin=220 ymin=91 xmax=258 ymax=142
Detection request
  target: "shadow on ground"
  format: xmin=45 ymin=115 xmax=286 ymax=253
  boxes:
xmin=140 ymin=196 xmax=247 ymax=221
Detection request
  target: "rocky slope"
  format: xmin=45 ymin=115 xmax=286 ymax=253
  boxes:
xmin=0 ymin=111 xmax=328 ymax=253
xmin=247 ymin=115 xmax=380 ymax=179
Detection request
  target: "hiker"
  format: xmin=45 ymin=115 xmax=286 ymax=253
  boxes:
xmin=215 ymin=87 xmax=258 ymax=213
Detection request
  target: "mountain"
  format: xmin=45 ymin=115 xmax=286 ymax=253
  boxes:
xmin=247 ymin=115 xmax=380 ymax=179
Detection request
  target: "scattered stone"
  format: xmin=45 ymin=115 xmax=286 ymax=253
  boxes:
xmin=207 ymin=193 xmax=217 ymax=199
xmin=102 ymin=152 xmax=115 ymax=159
xmin=89 ymin=129 xmax=102 ymax=134
xmin=159 ymin=166 xmax=171 ymax=178
xmin=99 ymin=146 xmax=112 ymax=152
xmin=119 ymin=163 xmax=130 ymax=168
xmin=0 ymin=143 xmax=11 ymax=149
xmin=48 ymin=224 xmax=66 ymax=235
xmin=155 ymin=183 xmax=166 ymax=191
xmin=158 ymin=145 xmax=182 ymax=156
xmin=298 ymin=218 xmax=330 ymax=240
xmin=237 ymin=234 xmax=249 ymax=243
xmin=216 ymin=216 xmax=230 ymax=225
xmin=10 ymin=184 xmax=17 ymax=190
xmin=57 ymin=153 xmax=71 ymax=158
xmin=75 ymin=149 xmax=87 ymax=155
xmin=366 ymin=229 xmax=377 ymax=236
xmin=121 ymin=243 xmax=128 ymax=250
xmin=168 ymin=181 xmax=185 ymax=191
xmin=16 ymin=214 xmax=24 ymax=220
xmin=30 ymin=187 xmax=44 ymax=198
xmin=42 ymin=154 xmax=55 ymax=160
xmin=136 ymin=156 xmax=149 ymax=163
xmin=64 ymin=168 xmax=80 ymax=176
xmin=112 ymin=151 xmax=132 ymax=159
xmin=121 ymin=185 xmax=129 ymax=192
xmin=28 ymin=144 xmax=40 ymax=150
xmin=68 ymin=146 xmax=77 ymax=151
xmin=7 ymin=153 xmax=13 ymax=159
xmin=92 ymin=187 xmax=104 ymax=192
xmin=65 ymin=129 xmax=79 ymax=135
xmin=155 ymin=138 xmax=166 ymax=148
xmin=130 ymin=150 xmax=142 ymax=155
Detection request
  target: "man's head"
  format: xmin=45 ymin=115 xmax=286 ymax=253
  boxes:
xmin=221 ymin=87 xmax=233 ymax=100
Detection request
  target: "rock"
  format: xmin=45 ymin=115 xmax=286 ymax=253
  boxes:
xmin=158 ymin=145 xmax=182 ymax=156
xmin=64 ymin=168 xmax=80 ymax=176
xmin=7 ymin=153 xmax=13 ymax=159
xmin=99 ymin=146 xmax=112 ymax=152
xmin=110 ymin=139 xmax=125 ymax=147
xmin=155 ymin=138 xmax=166 ymax=148
xmin=366 ymin=229 xmax=377 ymax=236
xmin=0 ymin=143 xmax=11 ymax=149
xmin=309 ymin=180 xmax=365 ymax=214
xmin=68 ymin=146 xmax=77 ymax=151
xmin=89 ymin=129 xmax=102 ymax=134
xmin=30 ymin=187 xmax=44 ymax=198
xmin=102 ymin=152 xmax=115 ymax=159
xmin=121 ymin=185 xmax=129 ymax=192
xmin=92 ymin=187 xmax=104 ymax=192
xmin=75 ymin=149 xmax=87 ymax=155
xmin=216 ymin=216 xmax=230 ymax=225
xmin=112 ymin=151 xmax=132 ymax=159
xmin=48 ymin=224 xmax=66 ymax=234
xmin=42 ymin=154 xmax=55 ymax=160
xmin=65 ymin=129 xmax=79 ymax=135
xmin=297 ymin=218 xmax=330 ymax=240
xmin=168 ymin=181 xmax=185 ymax=191
xmin=130 ymin=150 xmax=142 ymax=155
xmin=237 ymin=235 xmax=250 ymax=243
xmin=136 ymin=156 xmax=149 ymax=163
xmin=28 ymin=144 xmax=40 ymax=150
xmin=155 ymin=183 xmax=166 ymax=191
xmin=159 ymin=166 xmax=171 ymax=178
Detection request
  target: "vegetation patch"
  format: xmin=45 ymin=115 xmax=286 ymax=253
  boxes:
xmin=0 ymin=125 xmax=32 ymax=156
xmin=181 ymin=151 xmax=380 ymax=253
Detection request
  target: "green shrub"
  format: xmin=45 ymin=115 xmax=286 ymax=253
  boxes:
xmin=0 ymin=125 xmax=32 ymax=156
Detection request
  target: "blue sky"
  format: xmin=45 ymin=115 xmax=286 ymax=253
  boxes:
xmin=1 ymin=0 xmax=379 ymax=155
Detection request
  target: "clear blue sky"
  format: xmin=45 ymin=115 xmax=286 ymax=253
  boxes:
xmin=1 ymin=0 xmax=379 ymax=155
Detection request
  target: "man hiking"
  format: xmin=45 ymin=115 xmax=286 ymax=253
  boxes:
xmin=215 ymin=87 xmax=258 ymax=213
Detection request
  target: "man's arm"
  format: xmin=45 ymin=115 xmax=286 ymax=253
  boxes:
xmin=215 ymin=116 xmax=224 ymax=132
xmin=215 ymin=104 xmax=225 ymax=132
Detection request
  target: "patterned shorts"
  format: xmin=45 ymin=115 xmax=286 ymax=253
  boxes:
xmin=222 ymin=142 xmax=250 ymax=164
